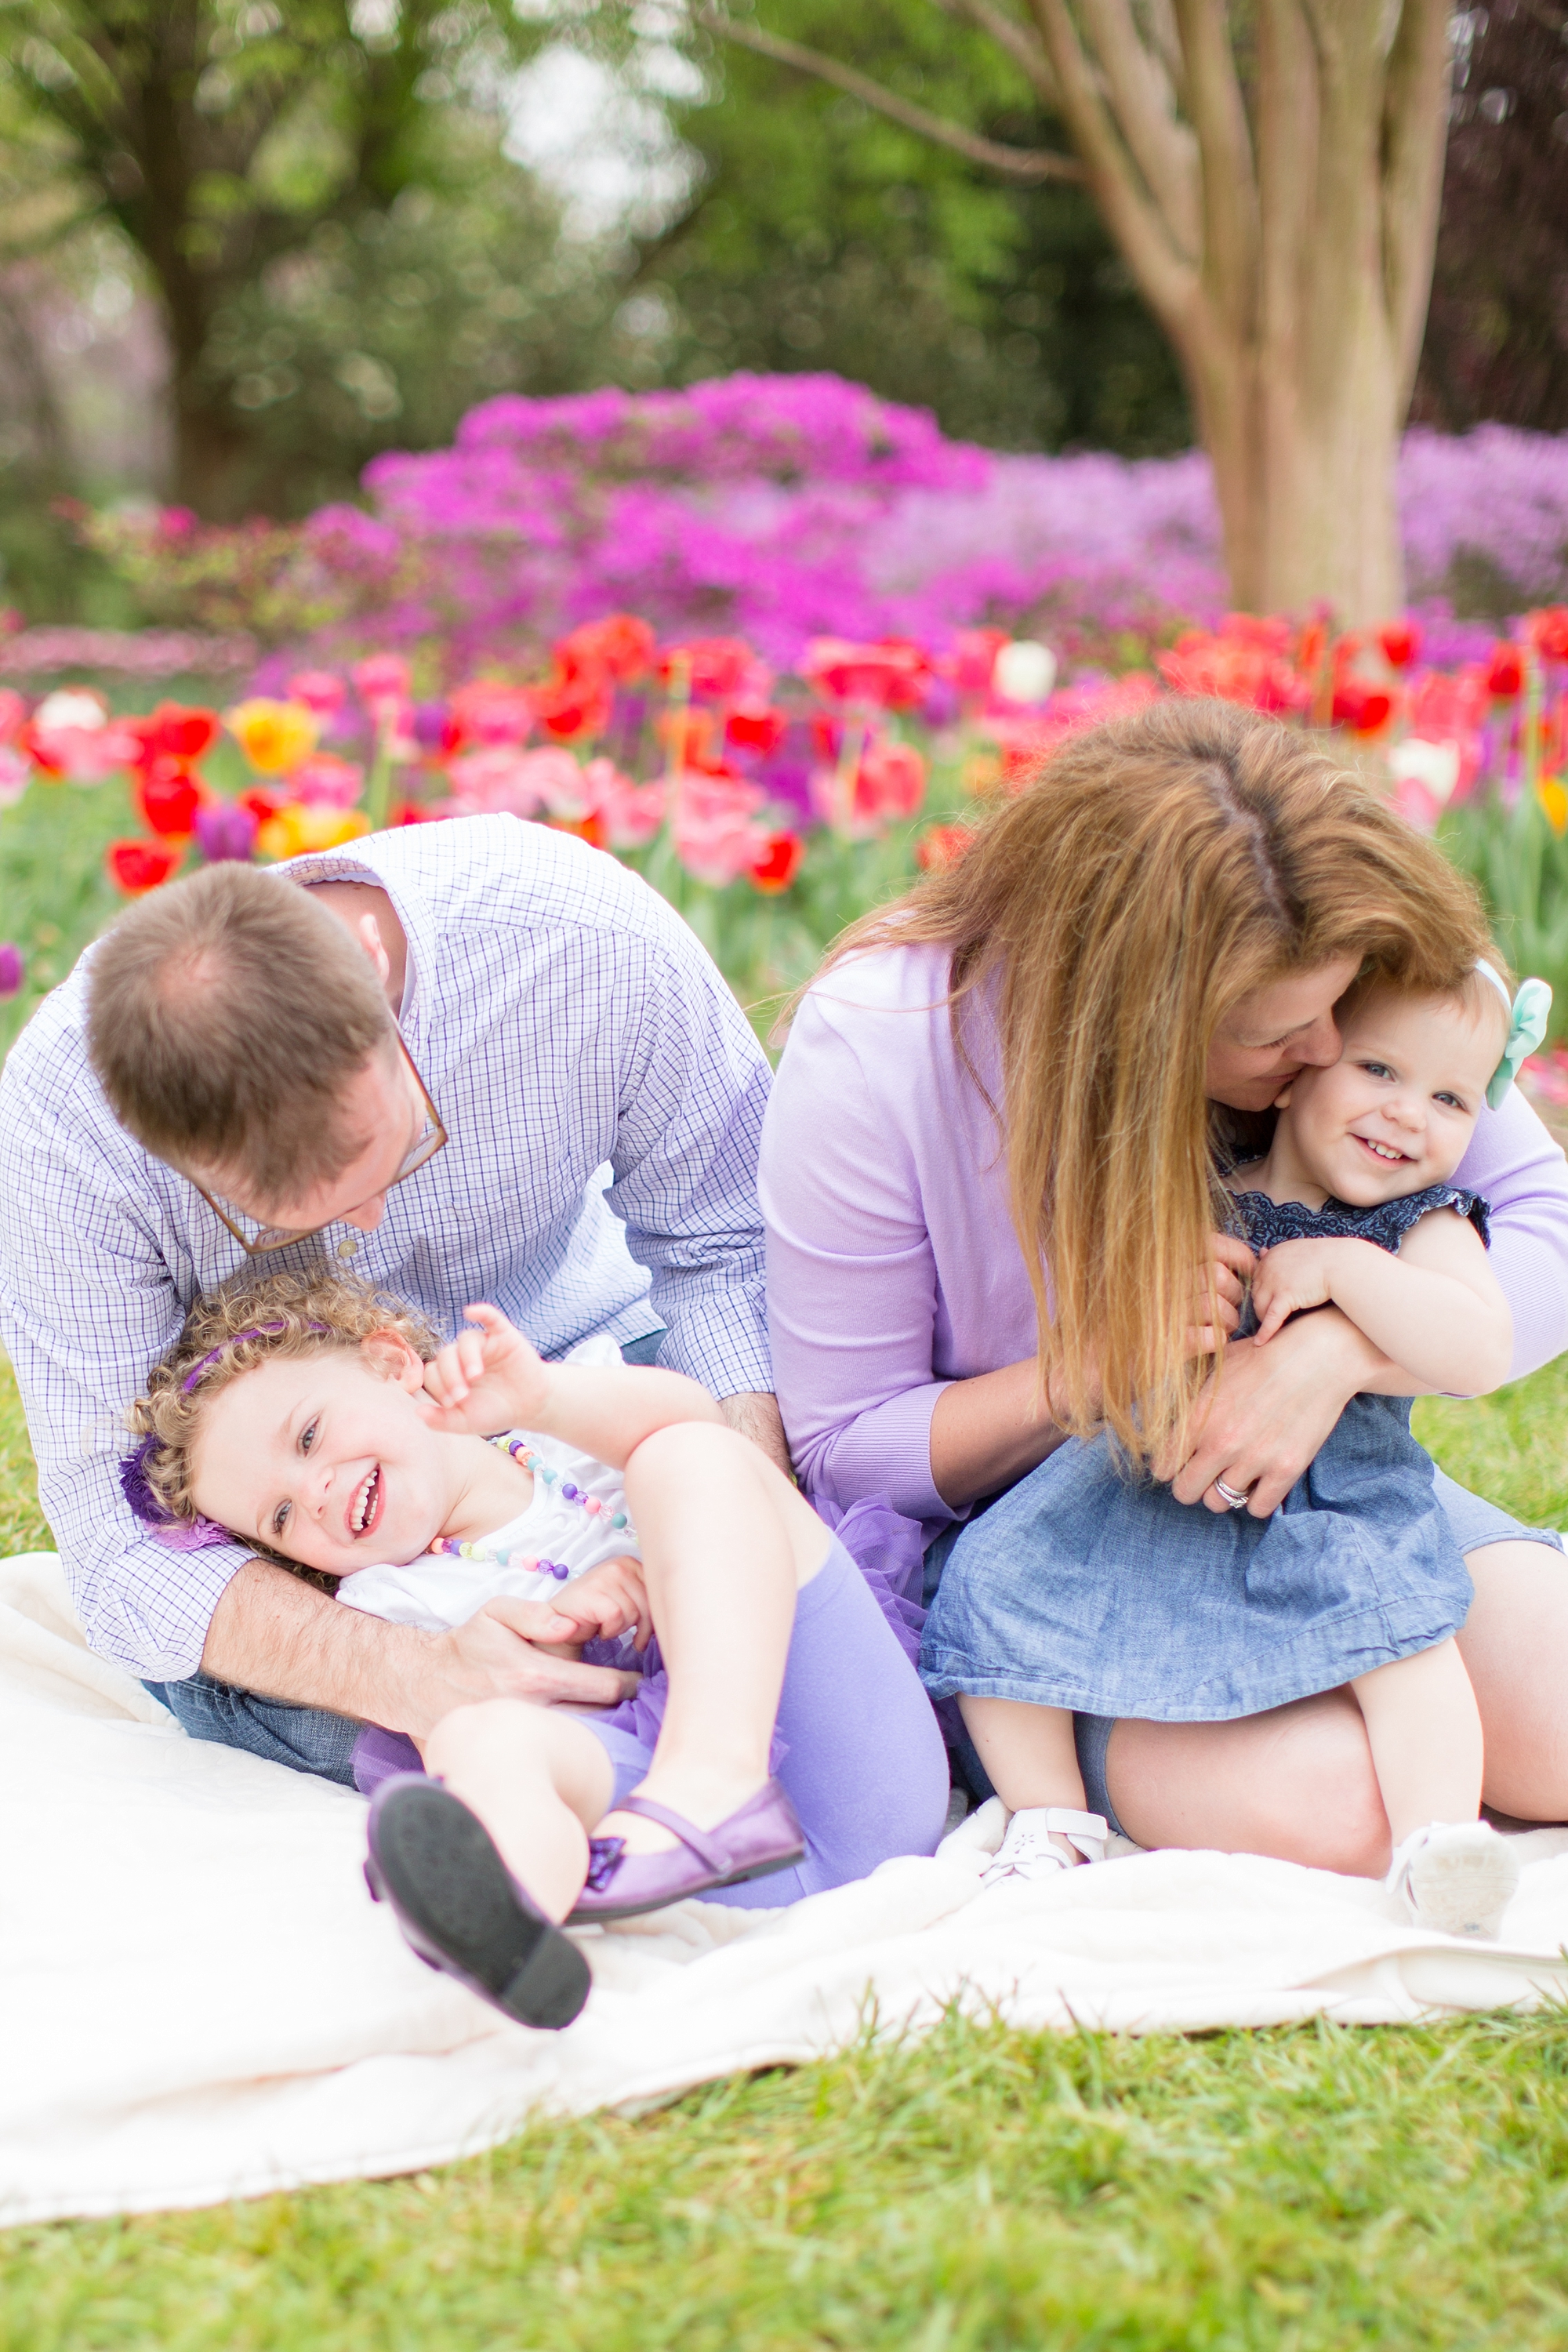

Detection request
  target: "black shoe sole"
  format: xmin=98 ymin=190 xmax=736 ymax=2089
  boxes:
xmin=366 ymin=1782 xmax=590 ymax=2031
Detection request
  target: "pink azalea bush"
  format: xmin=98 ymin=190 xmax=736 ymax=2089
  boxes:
xmin=67 ymin=377 xmax=1559 ymax=686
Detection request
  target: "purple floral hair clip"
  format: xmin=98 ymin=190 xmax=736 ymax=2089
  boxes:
xmin=118 ymin=1433 xmax=231 ymax=1550
xmin=119 ymin=1318 xmax=331 ymax=1551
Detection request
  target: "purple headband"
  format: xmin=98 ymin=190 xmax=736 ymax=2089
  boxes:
xmin=122 ymin=1317 xmax=332 ymax=1549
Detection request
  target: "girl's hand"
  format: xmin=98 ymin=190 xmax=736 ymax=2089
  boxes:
xmin=1185 ymin=1232 xmax=1254 ymax=1356
xmin=1250 ymin=1238 xmax=1358 ymax=1345
xmin=419 ymin=1302 xmax=550 ymax=1436
xmin=543 ymin=1555 xmax=652 ymax=1650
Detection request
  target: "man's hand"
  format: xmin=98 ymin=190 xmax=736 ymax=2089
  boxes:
xmin=419 ymin=1597 xmax=641 ymax=1731
xmin=200 ymin=1559 xmax=640 ymax=1740
xmin=419 ymin=1302 xmax=549 ymax=1435
xmin=1250 ymin=1236 xmax=1367 ymax=1345
xmin=1156 ymin=1308 xmax=1386 ymax=1515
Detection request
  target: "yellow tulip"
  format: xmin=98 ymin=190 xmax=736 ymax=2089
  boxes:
xmin=256 ymin=804 xmax=372 ymax=860
xmin=1538 ymin=777 xmax=1568 ymax=837
xmin=225 ymin=699 xmax=319 ymax=776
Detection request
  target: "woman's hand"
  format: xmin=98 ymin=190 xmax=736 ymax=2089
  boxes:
xmin=1185 ymin=1232 xmax=1254 ymax=1356
xmin=418 ymin=1302 xmax=550 ymax=1436
xmin=1156 ymin=1307 xmax=1386 ymax=1515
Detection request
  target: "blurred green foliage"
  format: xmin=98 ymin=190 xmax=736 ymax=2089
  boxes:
xmin=622 ymin=0 xmax=1191 ymax=457
xmin=1440 ymin=784 xmax=1568 ymax=1045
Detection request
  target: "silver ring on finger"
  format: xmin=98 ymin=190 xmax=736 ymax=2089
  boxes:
xmin=1213 ymin=1477 xmax=1251 ymax=1512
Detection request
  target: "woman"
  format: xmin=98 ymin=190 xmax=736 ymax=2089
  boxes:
xmin=760 ymin=699 xmax=1568 ymax=1871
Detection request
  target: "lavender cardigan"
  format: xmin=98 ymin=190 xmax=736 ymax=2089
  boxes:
xmin=760 ymin=942 xmax=1568 ymax=1533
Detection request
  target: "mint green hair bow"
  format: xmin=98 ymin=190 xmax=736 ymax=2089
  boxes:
xmin=1475 ymin=963 xmax=1553 ymax=1110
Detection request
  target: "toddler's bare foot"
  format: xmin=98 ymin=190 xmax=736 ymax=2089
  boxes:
xmin=1387 ymin=1820 xmax=1520 ymax=1940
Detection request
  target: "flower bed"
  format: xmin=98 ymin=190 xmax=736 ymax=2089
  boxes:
xmin=5 ymin=601 xmax=1568 ymax=1083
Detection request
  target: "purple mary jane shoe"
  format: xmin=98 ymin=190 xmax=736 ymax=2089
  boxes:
xmin=365 ymin=1776 xmax=590 ymax=2031
xmin=568 ymin=1779 xmax=806 ymax=1924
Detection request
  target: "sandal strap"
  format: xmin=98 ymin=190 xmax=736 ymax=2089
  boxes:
xmin=612 ymin=1793 xmax=728 ymax=1872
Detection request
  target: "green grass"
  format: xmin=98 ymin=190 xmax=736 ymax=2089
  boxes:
xmin=3 ymin=1355 xmax=1568 ymax=2343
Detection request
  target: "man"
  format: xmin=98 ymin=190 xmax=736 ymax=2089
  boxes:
xmin=0 ymin=813 xmax=783 ymax=1780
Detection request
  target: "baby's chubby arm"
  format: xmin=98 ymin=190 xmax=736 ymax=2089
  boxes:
xmin=418 ymin=1301 xmax=724 ymax=1467
xmin=1250 ymin=1209 xmax=1512 ymax=1393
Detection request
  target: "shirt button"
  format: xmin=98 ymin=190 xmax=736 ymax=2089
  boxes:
xmin=336 ymin=1236 xmax=359 ymax=1261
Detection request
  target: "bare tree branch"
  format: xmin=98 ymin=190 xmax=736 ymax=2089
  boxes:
xmin=1171 ymin=0 xmax=1258 ymax=336
xmin=1380 ymin=0 xmax=1452 ymax=403
xmin=920 ymin=0 xmax=1062 ymax=108
xmin=1073 ymin=0 xmax=1200 ymax=256
xmin=693 ymin=7 xmax=1083 ymax=182
xmin=1020 ymin=0 xmax=1196 ymax=327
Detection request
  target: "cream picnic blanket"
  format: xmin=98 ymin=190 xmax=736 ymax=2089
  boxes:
xmin=6 ymin=1548 xmax=1568 ymax=2227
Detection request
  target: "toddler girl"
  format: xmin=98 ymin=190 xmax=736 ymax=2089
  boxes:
xmin=127 ymin=1279 xmax=949 ymax=2029
xmin=921 ymin=958 xmax=1552 ymax=1939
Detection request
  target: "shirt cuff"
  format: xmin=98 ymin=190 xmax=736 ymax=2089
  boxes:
xmin=799 ymin=1380 xmax=953 ymax=1525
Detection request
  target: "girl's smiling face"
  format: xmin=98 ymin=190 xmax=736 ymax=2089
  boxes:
xmin=187 ymin=1336 xmax=456 ymax=1576
xmin=1273 ymin=986 xmax=1504 ymax=1206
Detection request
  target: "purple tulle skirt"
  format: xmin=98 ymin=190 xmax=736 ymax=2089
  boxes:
xmin=350 ymin=1494 xmax=929 ymax=1799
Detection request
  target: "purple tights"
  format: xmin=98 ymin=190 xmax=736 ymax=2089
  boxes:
xmin=353 ymin=1536 xmax=951 ymax=1908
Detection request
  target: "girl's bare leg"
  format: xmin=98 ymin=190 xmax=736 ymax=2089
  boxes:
xmin=1105 ymin=1690 xmax=1393 ymax=1874
xmin=1351 ymin=1640 xmax=1483 ymax=1846
xmin=1459 ymin=1539 xmax=1568 ymax=1820
xmin=423 ymin=1700 xmax=616 ymax=1922
xmin=960 ymin=1696 xmax=1088 ymax=1861
xmin=608 ymin=1422 xmax=833 ymax=1857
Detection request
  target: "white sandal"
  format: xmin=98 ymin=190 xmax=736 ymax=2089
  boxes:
xmin=1386 ymin=1820 xmax=1520 ymax=1940
xmin=982 ymin=1806 xmax=1109 ymax=1889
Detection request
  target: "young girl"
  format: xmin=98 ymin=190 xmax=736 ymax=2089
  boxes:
xmin=125 ymin=1279 xmax=949 ymax=2030
xmin=920 ymin=957 xmax=1552 ymax=1940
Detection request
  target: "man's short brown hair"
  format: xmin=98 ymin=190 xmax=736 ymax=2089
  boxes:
xmin=86 ymin=863 xmax=395 ymax=1205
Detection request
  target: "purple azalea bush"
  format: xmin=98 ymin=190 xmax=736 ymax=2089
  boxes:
xmin=253 ymin=375 xmax=1568 ymax=678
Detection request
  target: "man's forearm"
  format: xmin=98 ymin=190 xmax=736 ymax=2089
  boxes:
xmin=720 ymin=1389 xmax=792 ymax=1475
xmin=201 ymin=1559 xmax=426 ymax=1723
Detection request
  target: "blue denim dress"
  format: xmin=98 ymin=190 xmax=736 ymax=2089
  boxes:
xmin=920 ymin=1184 xmax=1487 ymax=1723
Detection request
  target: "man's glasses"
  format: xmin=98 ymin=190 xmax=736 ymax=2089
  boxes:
xmin=194 ymin=1036 xmax=448 ymax=1255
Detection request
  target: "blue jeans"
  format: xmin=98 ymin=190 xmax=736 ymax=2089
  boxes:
xmin=142 ymin=1326 xmax=669 ymax=1782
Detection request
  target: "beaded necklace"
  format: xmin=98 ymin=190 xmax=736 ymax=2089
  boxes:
xmin=426 ymin=1433 xmax=633 ymax=1582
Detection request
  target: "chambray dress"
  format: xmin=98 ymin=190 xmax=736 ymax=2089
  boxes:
xmin=920 ymin=1184 xmax=1487 ymax=1723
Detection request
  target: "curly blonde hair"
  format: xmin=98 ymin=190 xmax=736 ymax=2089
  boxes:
xmin=128 ymin=1269 xmax=438 ymax=1547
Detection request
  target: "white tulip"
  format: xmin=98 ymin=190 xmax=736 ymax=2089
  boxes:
xmin=992 ymin=639 xmax=1057 ymax=706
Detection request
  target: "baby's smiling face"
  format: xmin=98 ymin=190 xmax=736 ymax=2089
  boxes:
xmin=1274 ymin=985 xmax=1504 ymax=1208
xmin=187 ymin=1338 xmax=457 ymax=1577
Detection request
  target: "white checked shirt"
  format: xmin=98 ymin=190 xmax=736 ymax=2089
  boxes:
xmin=0 ymin=815 xmax=774 ymax=1677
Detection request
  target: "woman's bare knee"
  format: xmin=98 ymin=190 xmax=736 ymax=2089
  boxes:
xmin=1110 ymin=1693 xmax=1391 ymax=1875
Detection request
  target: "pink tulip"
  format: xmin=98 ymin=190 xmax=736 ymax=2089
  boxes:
xmin=582 ymin=757 xmax=666 ymax=848
xmin=0 ymin=746 xmax=28 ymax=807
xmin=290 ymin=753 xmax=365 ymax=808
xmin=0 ymin=688 xmax=25 ymax=746
xmin=446 ymin=745 xmax=584 ymax=818
xmin=287 ymin=670 xmax=348 ymax=720
xmin=353 ymin=653 xmax=412 ymax=713
xmin=671 ymin=771 xmax=767 ymax=885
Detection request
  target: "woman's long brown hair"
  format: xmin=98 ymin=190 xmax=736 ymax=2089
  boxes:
xmin=815 ymin=698 xmax=1494 ymax=1465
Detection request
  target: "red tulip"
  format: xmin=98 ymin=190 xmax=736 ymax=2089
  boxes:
xmin=657 ymin=637 xmax=759 ymax=701
xmin=557 ymin=615 xmax=655 ymax=686
xmin=1486 ymin=642 xmax=1525 ymax=699
xmin=1377 ymin=621 xmax=1421 ymax=670
xmin=916 ymin=823 xmax=975 ymax=872
xmin=750 ymin=832 xmax=804 ymax=893
xmin=802 ymin=637 xmax=933 ymax=710
xmin=530 ymin=678 xmax=612 ymax=742
xmin=724 ymin=701 xmax=788 ymax=757
xmin=1330 ymin=680 xmax=1395 ymax=735
xmin=853 ymin=737 xmax=927 ymax=826
xmin=238 ymin=786 xmax=286 ymax=824
xmin=1526 ymin=608 xmax=1568 ymax=664
xmin=138 ymin=759 xmax=203 ymax=837
xmin=948 ymin=629 xmax=1010 ymax=697
xmin=107 ymin=838 xmax=182 ymax=895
